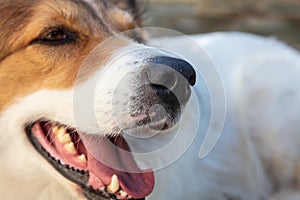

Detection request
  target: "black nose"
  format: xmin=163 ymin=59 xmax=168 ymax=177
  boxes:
xmin=146 ymin=56 xmax=196 ymax=104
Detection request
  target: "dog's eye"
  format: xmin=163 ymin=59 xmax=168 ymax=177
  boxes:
xmin=33 ymin=28 xmax=76 ymax=45
xmin=45 ymin=29 xmax=68 ymax=41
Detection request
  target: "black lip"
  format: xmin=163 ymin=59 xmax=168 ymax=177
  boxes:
xmin=25 ymin=124 xmax=145 ymax=200
xmin=25 ymin=125 xmax=90 ymax=185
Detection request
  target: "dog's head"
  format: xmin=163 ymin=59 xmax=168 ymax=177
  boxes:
xmin=0 ymin=0 xmax=196 ymax=199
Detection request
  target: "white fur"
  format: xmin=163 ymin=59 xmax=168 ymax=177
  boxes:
xmin=148 ymin=32 xmax=300 ymax=200
xmin=0 ymin=90 xmax=80 ymax=199
xmin=1 ymin=32 xmax=300 ymax=200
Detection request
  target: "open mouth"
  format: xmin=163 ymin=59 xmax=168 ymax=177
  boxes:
xmin=25 ymin=120 xmax=154 ymax=200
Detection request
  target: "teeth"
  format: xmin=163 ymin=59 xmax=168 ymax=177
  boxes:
xmin=78 ymin=154 xmax=87 ymax=163
xmin=64 ymin=142 xmax=77 ymax=154
xmin=107 ymin=174 xmax=119 ymax=193
xmin=58 ymin=127 xmax=66 ymax=135
xmin=120 ymin=190 xmax=128 ymax=198
xmin=57 ymin=128 xmax=71 ymax=144
xmin=54 ymin=126 xmax=66 ymax=136
xmin=52 ymin=126 xmax=59 ymax=134
xmin=58 ymin=133 xmax=72 ymax=144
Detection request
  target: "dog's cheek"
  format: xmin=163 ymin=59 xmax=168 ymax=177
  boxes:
xmin=0 ymin=126 xmax=46 ymax=180
xmin=0 ymin=43 xmax=97 ymax=112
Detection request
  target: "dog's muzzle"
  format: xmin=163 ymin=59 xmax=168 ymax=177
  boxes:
xmin=25 ymin=45 xmax=197 ymax=200
xmin=76 ymin=45 xmax=198 ymax=133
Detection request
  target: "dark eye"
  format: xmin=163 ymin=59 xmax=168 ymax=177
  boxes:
xmin=45 ymin=29 xmax=68 ymax=41
xmin=33 ymin=27 xmax=76 ymax=45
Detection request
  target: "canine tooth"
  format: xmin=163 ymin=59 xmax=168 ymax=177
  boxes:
xmin=64 ymin=142 xmax=77 ymax=154
xmin=107 ymin=174 xmax=119 ymax=193
xmin=78 ymin=154 xmax=87 ymax=163
xmin=120 ymin=190 xmax=128 ymax=198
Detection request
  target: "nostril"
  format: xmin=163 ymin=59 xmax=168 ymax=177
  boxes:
xmin=150 ymin=83 xmax=167 ymax=91
xmin=149 ymin=83 xmax=173 ymax=103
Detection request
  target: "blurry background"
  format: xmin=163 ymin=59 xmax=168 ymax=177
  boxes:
xmin=141 ymin=0 xmax=300 ymax=50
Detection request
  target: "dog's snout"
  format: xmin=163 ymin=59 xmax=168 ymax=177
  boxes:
xmin=146 ymin=56 xmax=196 ymax=104
xmin=147 ymin=56 xmax=196 ymax=87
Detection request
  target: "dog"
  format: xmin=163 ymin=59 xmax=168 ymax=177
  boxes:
xmin=1 ymin=0 xmax=300 ymax=200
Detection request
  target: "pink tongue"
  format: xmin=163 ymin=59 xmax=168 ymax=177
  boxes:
xmin=79 ymin=133 xmax=154 ymax=199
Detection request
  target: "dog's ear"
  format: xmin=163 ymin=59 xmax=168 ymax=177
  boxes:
xmin=111 ymin=0 xmax=142 ymax=25
xmin=108 ymin=0 xmax=144 ymax=41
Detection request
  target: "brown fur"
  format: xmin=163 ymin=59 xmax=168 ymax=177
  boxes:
xmin=0 ymin=0 xmax=140 ymax=112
